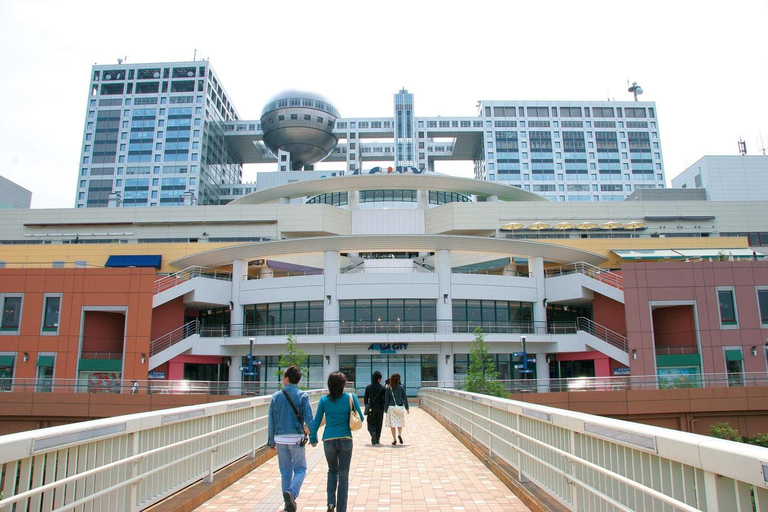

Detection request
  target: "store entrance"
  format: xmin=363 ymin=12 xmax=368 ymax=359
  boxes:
xmin=340 ymin=354 xmax=437 ymax=396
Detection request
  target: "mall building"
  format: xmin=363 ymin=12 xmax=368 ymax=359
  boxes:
xmin=2 ymin=169 xmax=768 ymax=395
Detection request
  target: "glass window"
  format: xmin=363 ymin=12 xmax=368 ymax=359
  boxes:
xmin=1 ymin=295 xmax=22 ymax=331
xmin=758 ymin=289 xmax=768 ymax=324
xmin=42 ymin=295 xmax=61 ymax=333
xmin=718 ymin=290 xmax=737 ymax=325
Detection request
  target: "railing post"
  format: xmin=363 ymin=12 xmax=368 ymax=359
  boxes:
xmin=130 ymin=431 xmax=141 ymax=512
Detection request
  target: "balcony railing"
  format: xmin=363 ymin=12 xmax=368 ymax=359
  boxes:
xmin=79 ymin=351 xmax=124 ymax=360
xmin=655 ymin=345 xmax=699 ymax=355
xmin=452 ymin=268 xmax=531 ymax=277
xmin=149 ymin=320 xmax=200 ymax=356
xmin=545 ymin=261 xmax=624 ymax=289
xmin=153 ymin=265 xmax=232 ymax=294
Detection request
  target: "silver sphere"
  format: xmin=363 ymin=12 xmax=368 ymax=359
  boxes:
xmin=260 ymin=90 xmax=340 ymax=170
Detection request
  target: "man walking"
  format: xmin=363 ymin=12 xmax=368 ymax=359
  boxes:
xmin=364 ymin=371 xmax=385 ymax=445
xmin=268 ymin=365 xmax=314 ymax=512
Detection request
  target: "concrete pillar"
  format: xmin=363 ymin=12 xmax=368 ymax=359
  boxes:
xmin=348 ymin=190 xmax=359 ymax=211
xmin=228 ymin=357 xmax=243 ymax=396
xmin=438 ymin=344 xmax=455 ymax=388
xmin=528 ymin=256 xmax=546 ymax=334
xmin=487 ymin=195 xmax=499 ymax=202
xmin=436 ymin=249 xmax=452 ymax=334
xmin=502 ymin=257 xmax=518 ymax=276
xmin=231 ymin=260 xmax=248 ymax=335
xmin=259 ymin=265 xmax=273 ymax=279
xmin=107 ymin=192 xmax=122 ymax=208
xmin=323 ymin=352 xmax=339 ymax=384
xmin=324 ymin=251 xmax=340 ymax=335
xmin=277 ymin=197 xmax=290 ymax=204
xmin=417 ymin=189 xmax=428 ymax=209
xmin=536 ymin=356 xmax=550 ymax=393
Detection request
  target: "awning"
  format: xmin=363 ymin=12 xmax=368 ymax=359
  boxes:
xmin=612 ymin=249 xmax=683 ymax=260
xmin=78 ymin=359 xmax=122 ymax=372
xmin=0 ymin=355 xmax=15 ymax=367
xmin=674 ymin=249 xmax=758 ymax=259
xmin=37 ymin=356 xmax=55 ymax=367
xmin=725 ymin=349 xmax=744 ymax=362
xmin=105 ymin=255 xmax=162 ymax=269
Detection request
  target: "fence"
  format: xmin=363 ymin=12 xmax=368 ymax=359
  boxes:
xmin=0 ymin=391 xmax=325 ymax=512
xmin=420 ymin=387 xmax=768 ymax=511
xmin=153 ymin=266 xmax=231 ymax=294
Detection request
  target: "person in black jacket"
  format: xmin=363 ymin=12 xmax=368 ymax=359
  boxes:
xmin=364 ymin=371 xmax=385 ymax=445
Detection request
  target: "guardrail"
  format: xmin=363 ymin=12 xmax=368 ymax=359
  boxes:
xmin=0 ymin=390 xmax=325 ymax=512
xmin=576 ymin=317 xmax=628 ymax=352
xmin=452 ymin=268 xmax=532 ymax=277
xmin=153 ymin=266 xmax=232 ymax=294
xmin=545 ymin=261 xmax=624 ymax=290
xmin=149 ymin=320 xmax=200 ymax=356
xmin=419 ymin=387 xmax=768 ymax=511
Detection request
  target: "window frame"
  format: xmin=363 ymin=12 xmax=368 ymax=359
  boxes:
xmin=0 ymin=294 xmax=24 ymax=334
xmin=756 ymin=287 xmax=768 ymax=326
xmin=716 ymin=287 xmax=738 ymax=329
xmin=41 ymin=293 xmax=62 ymax=335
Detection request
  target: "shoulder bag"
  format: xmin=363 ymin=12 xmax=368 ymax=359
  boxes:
xmin=282 ymin=389 xmax=310 ymax=446
xmin=388 ymin=387 xmax=406 ymax=419
xmin=349 ymin=393 xmax=363 ymax=430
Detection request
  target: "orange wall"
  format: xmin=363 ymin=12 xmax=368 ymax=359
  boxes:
xmin=150 ymin=297 xmax=186 ymax=340
xmin=593 ymin=293 xmax=627 ymax=336
xmin=82 ymin=311 xmax=125 ymax=353
xmin=0 ymin=268 xmax=155 ymax=381
xmin=652 ymin=306 xmax=697 ymax=347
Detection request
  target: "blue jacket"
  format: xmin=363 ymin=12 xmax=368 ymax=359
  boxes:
xmin=309 ymin=393 xmax=364 ymax=444
xmin=267 ymin=384 xmax=314 ymax=448
xmin=383 ymin=384 xmax=409 ymax=411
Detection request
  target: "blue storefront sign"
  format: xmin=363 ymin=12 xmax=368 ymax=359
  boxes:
xmin=367 ymin=343 xmax=409 ymax=354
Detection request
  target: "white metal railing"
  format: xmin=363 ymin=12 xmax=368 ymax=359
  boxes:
xmin=420 ymin=387 xmax=768 ymax=512
xmin=576 ymin=317 xmax=629 ymax=352
xmin=153 ymin=266 xmax=232 ymax=294
xmin=0 ymin=391 xmax=325 ymax=512
xmin=545 ymin=261 xmax=624 ymax=290
xmin=149 ymin=320 xmax=200 ymax=356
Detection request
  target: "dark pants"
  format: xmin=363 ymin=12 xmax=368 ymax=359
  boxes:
xmin=367 ymin=408 xmax=384 ymax=443
xmin=324 ymin=438 xmax=353 ymax=512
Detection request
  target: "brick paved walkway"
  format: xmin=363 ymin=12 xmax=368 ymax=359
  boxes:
xmin=193 ymin=407 xmax=530 ymax=512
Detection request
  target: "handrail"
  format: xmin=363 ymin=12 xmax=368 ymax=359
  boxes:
xmin=545 ymin=261 xmax=624 ymax=290
xmin=153 ymin=266 xmax=232 ymax=294
xmin=420 ymin=388 xmax=768 ymax=511
xmin=149 ymin=320 xmax=200 ymax=356
xmin=576 ymin=316 xmax=628 ymax=352
xmin=0 ymin=391 xmax=325 ymax=511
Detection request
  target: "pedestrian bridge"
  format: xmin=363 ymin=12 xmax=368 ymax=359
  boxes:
xmin=1 ymin=389 xmax=767 ymax=512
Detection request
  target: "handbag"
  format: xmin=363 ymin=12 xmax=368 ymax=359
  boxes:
xmin=389 ymin=387 xmax=406 ymax=419
xmin=282 ymin=389 xmax=310 ymax=446
xmin=349 ymin=394 xmax=363 ymax=431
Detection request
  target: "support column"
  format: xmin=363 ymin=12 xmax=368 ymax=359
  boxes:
xmin=348 ymin=190 xmax=359 ymax=211
xmin=277 ymin=197 xmax=290 ymax=204
xmin=502 ymin=257 xmax=518 ymax=276
xmin=259 ymin=265 xmax=273 ymax=279
xmin=417 ymin=189 xmax=428 ymax=209
xmin=438 ymin=344 xmax=455 ymax=388
xmin=228 ymin=358 xmax=243 ymax=396
xmin=528 ymin=256 xmax=546 ymax=334
xmin=436 ymin=249 xmax=452 ymax=334
xmin=231 ymin=259 xmax=248 ymax=336
xmin=536 ymin=356 xmax=550 ymax=393
xmin=324 ymin=251 xmax=340 ymax=335
xmin=487 ymin=195 xmax=499 ymax=202
xmin=323 ymin=351 xmax=339 ymax=384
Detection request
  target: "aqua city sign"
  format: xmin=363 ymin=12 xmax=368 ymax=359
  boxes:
xmin=367 ymin=343 xmax=409 ymax=354
xmin=351 ymin=166 xmax=425 ymax=175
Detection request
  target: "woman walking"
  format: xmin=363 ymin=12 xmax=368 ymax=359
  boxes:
xmin=383 ymin=372 xmax=409 ymax=445
xmin=364 ymin=371 xmax=385 ymax=445
xmin=310 ymin=372 xmax=364 ymax=512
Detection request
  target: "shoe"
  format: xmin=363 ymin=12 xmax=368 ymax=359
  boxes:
xmin=327 ymin=505 xmax=335 ymax=512
xmin=392 ymin=440 xmax=397 ymax=445
xmin=398 ymin=435 xmax=403 ymax=444
xmin=283 ymin=491 xmax=296 ymax=512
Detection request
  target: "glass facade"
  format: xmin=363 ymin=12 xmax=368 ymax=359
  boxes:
xmin=428 ymin=191 xmax=471 ymax=205
xmin=452 ymin=300 xmax=533 ymax=332
xmin=339 ymin=299 xmax=436 ymax=332
xmin=453 ymin=353 xmax=537 ymax=382
xmin=340 ymin=354 xmax=437 ymax=396
xmin=244 ymin=301 xmax=324 ymax=335
xmin=359 ymin=189 xmax=416 ymax=203
xmin=306 ymin=192 xmax=348 ymax=206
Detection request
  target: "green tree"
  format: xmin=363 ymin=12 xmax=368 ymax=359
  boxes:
xmin=710 ymin=422 xmax=742 ymax=442
xmin=464 ymin=328 xmax=507 ymax=398
xmin=275 ymin=333 xmax=309 ymax=389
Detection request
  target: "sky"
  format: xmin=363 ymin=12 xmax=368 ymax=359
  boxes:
xmin=0 ymin=0 xmax=767 ymax=208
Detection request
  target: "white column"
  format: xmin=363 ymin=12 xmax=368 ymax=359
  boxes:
xmin=348 ymin=190 xmax=359 ymax=211
xmin=436 ymin=249 xmax=452 ymax=334
xmin=536 ymin=356 xmax=550 ymax=393
xmin=438 ymin=344 xmax=455 ymax=388
xmin=502 ymin=257 xmax=518 ymax=276
xmin=228 ymin=358 xmax=243 ymax=396
xmin=324 ymin=251 xmax=340 ymax=335
xmin=528 ymin=256 xmax=546 ymax=334
xmin=323 ymin=351 xmax=339 ymax=384
xmin=277 ymin=197 xmax=290 ymax=204
xmin=231 ymin=260 xmax=248 ymax=336
xmin=259 ymin=265 xmax=273 ymax=279
xmin=487 ymin=195 xmax=499 ymax=202
xmin=417 ymin=189 xmax=428 ymax=209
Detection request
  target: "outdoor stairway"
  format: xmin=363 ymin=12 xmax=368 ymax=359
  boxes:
xmin=545 ymin=261 xmax=625 ymax=304
xmin=148 ymin=320 xmax=200 ymax=367
xmin=153 ymin=265 xmax=233 ymax=307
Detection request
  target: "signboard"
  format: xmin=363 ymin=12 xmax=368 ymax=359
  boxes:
xmin=518 ymin=369 xmax=533 ymax=374
xmin=525 ymin=358 xmax=537 ymax=364
xmin=612 ymin=367 xmax=630 ymax=376
xmin=148 ymin=371 xmax=166 ymax=380
xmin=513 ymin=352 xmax=525 ymax=358
xmin=368 ymin=343 xmax=409 ymax=354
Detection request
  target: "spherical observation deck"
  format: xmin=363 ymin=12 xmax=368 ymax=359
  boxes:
xmin=260 ymin=90 xmax=339 ymax=170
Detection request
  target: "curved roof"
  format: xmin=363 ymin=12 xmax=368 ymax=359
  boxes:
xmin=261 ymin=90 xmax=340 ymax=118
xmin=170 ymin=234 xmax=606 ymax=268
xmin=230 ymin=173 xmax=548 ymax=205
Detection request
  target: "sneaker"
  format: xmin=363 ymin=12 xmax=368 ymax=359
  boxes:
xmin=327 ymin=505 xmax=335 ymax=511
xmin=283 ymin=491 xmax=296 ymax=512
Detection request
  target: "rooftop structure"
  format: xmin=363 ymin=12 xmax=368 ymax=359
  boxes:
xmin=0 ymin=175 xmax=31 ymax=209
xmin=672 ymin=155 xmax=768 ymax=201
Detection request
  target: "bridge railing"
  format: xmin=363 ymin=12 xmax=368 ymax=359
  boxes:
xmin=420 ymin=387 xmax=768 ymax=512
xmin=0 ymin=390 xmax=325 ymax=512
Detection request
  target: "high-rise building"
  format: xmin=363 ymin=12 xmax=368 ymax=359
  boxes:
xmin=76 ymin=60 xmax=666 ymax=207
xmin=0 ymin=175 xmax=32 ymax=209
xmin=672 ymin=155 xmax=768 ymax=201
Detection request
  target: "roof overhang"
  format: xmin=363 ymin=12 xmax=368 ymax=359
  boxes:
xmin=230 ymin=173 xmax=548 ymax=205
xmin=171 ymin=234 xmax=606 ymax=269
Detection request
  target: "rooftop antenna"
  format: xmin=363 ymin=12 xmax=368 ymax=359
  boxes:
xmin=627 ymin=81 xmax=643 ymax=102
xmin=738 ymin=138 xmax=747 ymax=156
xmin=194 ymin=48 xmax=197 ymax=61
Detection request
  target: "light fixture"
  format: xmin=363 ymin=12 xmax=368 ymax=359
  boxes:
xmin=752 ymin=346 xmax=758 ymax=357
xmin=632 ymin=350 xmax=637 ymax=360
xmin=443 ymin=293 xmax=449 ymax=303
xmin=546 ymin=356 xmax=551 ymax=364
xmin=326 ymin=294 xmax=332 ymax=305
xmin=23 ymin=352 xmax=29 ymax=363
xmin=445 ymin=354 xmax=451 ymax=363
xmin=325 ymin=355 xmax=330 ymax=364
xmin=141 ymin=354 xmax=146 ymax=364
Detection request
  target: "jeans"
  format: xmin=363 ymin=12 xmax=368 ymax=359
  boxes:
xmin=276 ymin=443 xmax=307 ymax=499
xmin=324 ymin=438 xmax=353 ymax=511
